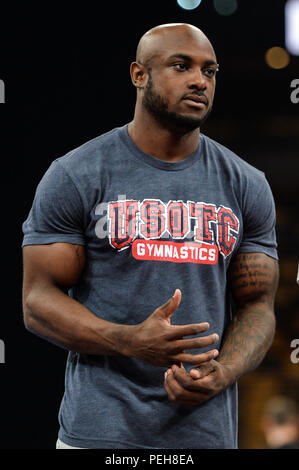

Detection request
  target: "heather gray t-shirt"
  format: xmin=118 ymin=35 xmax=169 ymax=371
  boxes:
xmin=22 ymin=125 xmax=278 ymax=449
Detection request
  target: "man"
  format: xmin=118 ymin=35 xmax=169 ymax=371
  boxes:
xmin=22 ymin=23 xmax=279 ymax=449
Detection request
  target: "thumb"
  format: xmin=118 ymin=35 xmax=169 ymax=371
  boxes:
xmin=190 ymin=360 xmax=216 ymax=380
xmin=158 ymin=289 xmax=182 ymax=320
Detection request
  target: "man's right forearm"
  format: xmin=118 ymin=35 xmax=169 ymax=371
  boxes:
xmin=23 ymin=284 xmax=133 ymax=356
xmin=23 ymin=285 xmax=219 ymax=367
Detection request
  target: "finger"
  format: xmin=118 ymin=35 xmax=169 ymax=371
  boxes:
xmin=171 ymin=349 xmax=219 ymax=365
xmin=170 ymin=364 xmax=195 ymax=389
xmin=158 ymin=289 xmax=182 ymax=320
xmin=167 ymin=322 xmax=210 ymax=340
xmin=164 ymin=368 xmax=206 ymax=405
xmin=171 ymin=333 xmax=219 ymax=352
xmin=177 ymin=362 xmax=187 ymax=372
xmin=164 ymin=370 xmax=177 ymax=402
xmin=190 ymin=360 xmax=217 ymax=380
xmin=171 ymin=364 xmax=211 ymax=392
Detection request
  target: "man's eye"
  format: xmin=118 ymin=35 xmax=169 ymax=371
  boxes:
xmin=204 ymin=68 xmax=217 ymax=77
xmin=173 ymin=63 xmax=188 ymax=71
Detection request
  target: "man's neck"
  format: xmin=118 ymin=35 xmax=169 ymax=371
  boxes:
xmin=127 ymin=115 xmax=200 ymax=163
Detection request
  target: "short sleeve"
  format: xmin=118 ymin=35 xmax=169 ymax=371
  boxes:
xmin=22 ymin=160 xmax=85 ymax=247
xmin=237 ymin=175 xmax=278 ymax=260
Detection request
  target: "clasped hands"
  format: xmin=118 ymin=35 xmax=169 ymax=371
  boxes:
xmin=131 ymin=289 xmax=232 ymax=406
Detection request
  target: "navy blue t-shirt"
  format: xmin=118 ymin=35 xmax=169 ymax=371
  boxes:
xmin=22 ymin=125 xmax=278 ymax=449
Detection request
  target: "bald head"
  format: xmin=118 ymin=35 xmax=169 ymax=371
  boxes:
xmin=136 ymin=23 xmax=215 ymax=68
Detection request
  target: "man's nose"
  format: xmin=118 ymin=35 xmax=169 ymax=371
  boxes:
xmin=187 ymin=69 xmax=207 ymax=90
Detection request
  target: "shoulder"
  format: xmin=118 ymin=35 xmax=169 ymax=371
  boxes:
xmin=55 ymin=125 xmax=123 ymax=171
xmin=43 ymin=125 xmax=127 ymax=192
xmin=201 ymin=134 xmax=266 ymax=185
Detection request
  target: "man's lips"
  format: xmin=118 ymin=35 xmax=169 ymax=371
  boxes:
xmin=182 ymin=94 xmax=208 ymax=108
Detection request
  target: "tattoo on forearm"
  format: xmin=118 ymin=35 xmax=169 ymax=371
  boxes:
xmin=219 ymin=253 xmax=279 ymax=379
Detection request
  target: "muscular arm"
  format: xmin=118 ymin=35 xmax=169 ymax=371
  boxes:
xmin=22 ymin=243 xmax=129 ymax=356
xmin=164 ymin=252 xmax=279 ymax=405
xmin=217 ymin=252 xmax=279 ymax=382
xmin=22 ymin=243 xmax=218 ymax=366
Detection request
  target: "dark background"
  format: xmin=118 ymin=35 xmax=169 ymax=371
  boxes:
xmin=0 ymin=0 xmax=298 ymax=449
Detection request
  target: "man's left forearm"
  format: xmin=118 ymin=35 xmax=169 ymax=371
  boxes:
xmin=217 ymin=304 xmax=276 ymax=385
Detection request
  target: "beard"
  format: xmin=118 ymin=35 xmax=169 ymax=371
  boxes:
xmin=142 ymin=72 xmax=212 ymax=131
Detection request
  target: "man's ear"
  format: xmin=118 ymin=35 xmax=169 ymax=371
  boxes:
xmin=130 ymin=62 xmax=148 ymax=89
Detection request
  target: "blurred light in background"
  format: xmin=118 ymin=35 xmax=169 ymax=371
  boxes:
xmin=265 ymin=47 xmax=290 ymax=69
xmin=213 ymin=0 xmax=238 ymax=16
xmin=285 ymin=0 xmax=299 ymax=55
xmin=177 ymin=0 xmax=202 ymax=10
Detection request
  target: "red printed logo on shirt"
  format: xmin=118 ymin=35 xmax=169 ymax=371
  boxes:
xmin=132 ymin=240 xmax=218 ymax=264
xmin=105 ymin=198 xmax=239 ymax=263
